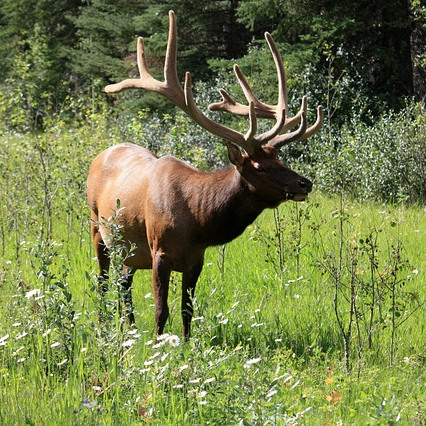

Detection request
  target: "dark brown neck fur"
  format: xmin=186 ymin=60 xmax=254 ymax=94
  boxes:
xmin=189 ymin=166 xmax=268 ymax=246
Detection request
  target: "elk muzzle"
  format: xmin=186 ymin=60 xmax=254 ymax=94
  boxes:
xmin=285 ymin=177 xmax=313 ymax=201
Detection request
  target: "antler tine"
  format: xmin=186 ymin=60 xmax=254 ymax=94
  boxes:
xmin=278 ymin=95 xmax=306 ymax=135
xmin=268 ymin=97 xmax=307 ymax=149
xmin=105 ymin=36 xmax=156 ymax=94
xmin=105 ymin=11 xmax=187 ymax=111
xmin=269 ymin=99 xmax=324 ymax=148
xmin=256 ymin=106 xmax=287 ymax=144
xmin=264 ymin=32 xmax=287 ymax=112
xmin=164 ymin=10 xmax=180 ymax=87
xmin=298 ymin=105 xmax=323 ymax=140
xmin=184 ymin=73 xmax=259 ymax=154
xmin=233 ymin=65 xmax=277 ymax=118
xmin=136 ymin=37 xmax=150 ymax=78
xmin=208 ymin=66 xmax=277 ymax=119
xmin=244 ymin=101 xmax=258 ymax=143
xmin=269 ymin=109 xmax=307 ymax=149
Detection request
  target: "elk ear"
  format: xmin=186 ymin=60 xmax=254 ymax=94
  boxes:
xmin=226 ymin=143 xmax=245 ymax=168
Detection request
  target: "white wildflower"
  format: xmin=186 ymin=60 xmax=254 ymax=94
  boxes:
xmin=80 ymin=347 xmax=87 ymax=353
xmin=157 ymin=333 xmax=170 ymax=341
xmin=189 ymin=378 xmax=201 ymax=384
xmin=12 ymin=322 xmax=21 ymax=327
xmin=144 ymin=360 xmax=154 ymax=366
xmin=122 ymin=339 xmax=136 ymax=348
xmin=198 ymin=391 xmax=207 ymax=398
xmin=244 ymin=356 xmax=262 ymax=368
xmin=0 ymin=334 xmax=9 ymax=346
xmin=168 ymin=335 xmax=180 ymax=347
xmin=267 ymin=389 xmax=277 ymax=399
xmin=57 ymin=358 xmax=68 ymax=366
xmin=173 ymin=384 xmax=184 ymax=389
xmin=25 ymin=289 xmax=40 ymax=299
xmin=179 ymin=364 xmax=189 ymax=372
xmin=17 ymin=357 xmax=26 ymax=363
xmin=12 ymin=346 xmax=24 ymax=356
xmin=50 ymin=342 xmax=61 ymax=348
xmin=291 ymin=380 xmax=300 ymax=389
xmin=231 ymin=301 xmax=240 ymax=310
xmin=203 ymin=377 xmax=215 ymax=384
xmin=16 ymin=332 xmax=28 ymax=340
xmin=42 ymin=329 xmax=51 ymax=337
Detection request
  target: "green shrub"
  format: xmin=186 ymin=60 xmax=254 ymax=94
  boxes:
xmin=291 ymin=102 xmax=426 ymax=204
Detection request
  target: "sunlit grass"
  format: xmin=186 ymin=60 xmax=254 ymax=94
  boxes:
xmin=0 ymin=189 xmax=424 ymax=424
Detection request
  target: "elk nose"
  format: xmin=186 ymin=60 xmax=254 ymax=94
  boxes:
xmin=299 ymin=178 xmax=313 ymax=193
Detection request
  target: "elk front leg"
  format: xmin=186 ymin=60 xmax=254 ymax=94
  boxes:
xmin=151 ymin=252 xmax=171 ymax=335
xmin=182 ymin=261 xmax=203 ymax=339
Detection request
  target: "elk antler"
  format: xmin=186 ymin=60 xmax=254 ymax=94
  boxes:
xmin=105 ymin=11 xmax=322 ymax=154
xmin=209 ymin=33 xmax=323 ymax=149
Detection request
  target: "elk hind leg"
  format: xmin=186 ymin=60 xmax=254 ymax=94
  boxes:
xmin=181 ymin=261 xmax=203 ymax=339
xmin=91 ymin=216 xmax=110 ymax=292
xmin=122 ymin=266 xmax=136 ymax=325
xmin=151 ymin=252 xmax=171 ymax=335
xmin=91 ymin=215 xmax=111 ymax=323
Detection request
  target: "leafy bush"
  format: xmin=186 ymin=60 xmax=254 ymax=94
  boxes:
xmin=290 ymin=102 xmax=426 ymax=204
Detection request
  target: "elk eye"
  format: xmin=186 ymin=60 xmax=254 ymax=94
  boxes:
xmin=254 ymin=162 xmax=266 ymax=172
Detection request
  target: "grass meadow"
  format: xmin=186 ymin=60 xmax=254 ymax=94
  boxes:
xmin=0 ymin=128 xmax=425 ymax=425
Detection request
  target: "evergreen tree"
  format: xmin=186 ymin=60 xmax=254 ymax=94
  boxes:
xmin=68 ymin=0 xmax=148 ymax=89
xmin=0 ymin=0 xmax=81 ymax=127
xmin=132 ymin=1 xmax=249 ymax=79
xmin=236 ymin=0 xmax=423 ymax=116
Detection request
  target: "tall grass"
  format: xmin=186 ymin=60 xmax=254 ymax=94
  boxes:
xmin=0 ymin=111 xmax=425 ymax=424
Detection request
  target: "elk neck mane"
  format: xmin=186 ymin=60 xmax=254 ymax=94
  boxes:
xmin=177 ymin=161 xmax=268 ymax=246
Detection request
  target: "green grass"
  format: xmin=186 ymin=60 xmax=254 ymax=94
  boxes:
xmin=0 ymin=131 xmax=425 ymax=424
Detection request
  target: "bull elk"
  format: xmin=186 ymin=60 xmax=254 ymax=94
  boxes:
xmin=87 ymin=11 xmax=323 ymax=338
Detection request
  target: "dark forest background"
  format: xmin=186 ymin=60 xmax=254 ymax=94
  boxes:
xmin=1 ymin=0 xmax=425 ymax=129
